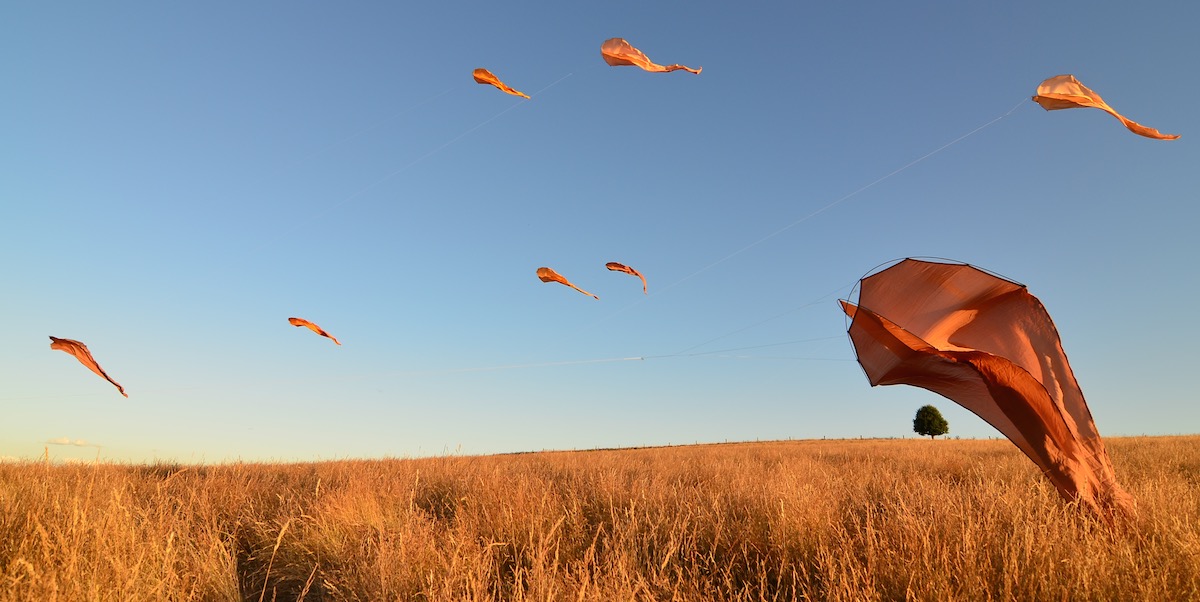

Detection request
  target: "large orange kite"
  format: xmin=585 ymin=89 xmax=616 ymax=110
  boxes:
xmin=606 ymin=262 xmax=647 ymax=294
xmin=840 ymin=259 xmax=1133 ymax=518
xmin=473 ymin=68 xmax=530 ymax=99
xmin=537 ymin=267 xmax=598 ymax=299
xmin=49 ymin=336 xmax=127 ymax=398
xmin=1033 ymin=74 xmax=1178 ymax=140
xmin=601 ymin=38 xmax=701 ymax=74
xmin=289 ymin=317 xmax=341 ymax=345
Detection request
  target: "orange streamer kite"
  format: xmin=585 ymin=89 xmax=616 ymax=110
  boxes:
xmin=537 ymin=267 xmax=598 ymax=299
xmin=289 ymin=317 xmax=341 ymax=345
xmin=1033 ymin=74 xmax=1178 ymax=140
xmin=600 ymin=38 xmax=701 ymax=74
xmin=49 ymin=336 xmax=127 ymax=398
xmin=473 ymin=68 xmax=530 ymax=99
xmin=840 ymin=259 xmax=1133 ymax=518
xmin=606 ymin=262 xmax=647 ymax=294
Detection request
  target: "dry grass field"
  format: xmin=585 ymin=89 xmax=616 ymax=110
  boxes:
xmin=2 ymin=436 xmax=1198 ymax=601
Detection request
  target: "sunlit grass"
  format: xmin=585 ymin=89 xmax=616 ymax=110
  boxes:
xmin=2 ymin=436 xmax=1198 ymax=600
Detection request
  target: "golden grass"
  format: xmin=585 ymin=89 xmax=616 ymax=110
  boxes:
xmin=2 ymin=436 xmax=1198 ymax=601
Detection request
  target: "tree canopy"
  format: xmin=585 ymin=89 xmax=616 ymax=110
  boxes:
xmin=913 ymin=405 xmax=949 ymax=439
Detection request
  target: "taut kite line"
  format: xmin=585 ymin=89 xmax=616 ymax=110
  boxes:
xmin=841 ymin=259 xmax=1133 ymax=518
xmin=49 ymin=336 xmax=127 ymax=398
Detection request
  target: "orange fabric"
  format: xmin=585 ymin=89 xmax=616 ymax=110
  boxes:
xmin=606 ymin=262 xmax=647 ymax=294
xmin=841 ymin=259 xmax=1133 ymax=517
xmin=1033 ymin=75 xmax=1178 ymax=140
xmin=600 ymin=38 xmax=701 ymax=74
xmin=537 ymin=267 xmax=598 ymax=299
xmin=473 ymin=68 xmax=530 ymax=99
xmin=289 ymin=317 xmax=341 ymax=345
xmin=49 ymin=336 xmax=127 ymax=398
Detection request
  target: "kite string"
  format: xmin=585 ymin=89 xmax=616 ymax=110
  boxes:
xmin=245 ymin=72 xmax=575 ymax=258
xmin=373 ymin=72 xmax=575 ymax=186
xmin=310 ymin=72 xmax=574 ymax=214
xmin=7 ymin=335 xmax=854 ymax=402
xmin=219 ymin=85 xmax=457 ymax=259
xmin=579 ymin=98 xmax=1029 ymax=360
xmin=665 ymin=279 xmax=858 ymax=356
xmin=583 ymin=96 xmax=1029 ymax=333
xmin=251 ymin=86 xmax=457 ymax=188
xmin=650 ymin=336 xmax=847 ymax=359
xmin=29 ymin=90 xmax=1022 ymax=402
xmin=654 ymin=96 xmax=1031 ymax=296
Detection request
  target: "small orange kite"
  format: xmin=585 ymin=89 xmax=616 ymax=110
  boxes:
xmin=473 ymin=68 xmax=530 ymax=99
xmin=600 ymin=38 xmax=701 ymax=75
xmin=49 ymin=336 xmax=127 ymax=398
xmin=1033 ymin=74 xmax=1178 ymax=140
xmin=606 ymin=262 xmax=647 ymax=294
xmin=289 ymin=317 xmax=341 ymax=345
xmin=537 ymin=267 xmax=598 ymax=299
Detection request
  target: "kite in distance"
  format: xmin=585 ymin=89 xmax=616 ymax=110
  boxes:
xmin=600 ymin=38 xmax=701 ymax=74
xmin=606 ymin=262 xmax=647 ymax=294
xmin=1032 ymin=74 xmax=1179 ymax=140
xmin=840 ymin=259 xmax=1133 ymax=518
xmin=473 ymin=68 xmax=530 ymax=99
xmin=289 ymin=317 xmax=341 ymax=345
xmin=537 ymin=267 xmax=598 ymax=299
xmin=49 ymin=336 xmax=127 ymax=398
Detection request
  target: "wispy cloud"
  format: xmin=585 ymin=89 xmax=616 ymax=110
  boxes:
xmin=46 ymin=437 xmax=99 ymax=447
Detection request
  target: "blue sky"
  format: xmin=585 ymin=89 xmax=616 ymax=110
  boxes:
xmin=3 ymin=2 xmax=1197 ymax=463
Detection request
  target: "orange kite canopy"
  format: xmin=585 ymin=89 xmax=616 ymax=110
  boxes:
xmin=1032 ymin=74 xmax=1179 ymax=140
xmin=49 ymin=336 xmax=127 ymax=398
xmin=537 ymin=267 xmax=598 ymax=300
xmin=473 ymin=68 xmax=530 ymax=99
xmin=600 ymin=38 xmax=701 ymax=75
xmin=289 ymin=317 xmax=341 ymax=345
xmin=840 ymin=259 xmax=1133 ymax=518
xmin=606 ymin=261 xmax=647 ymax=294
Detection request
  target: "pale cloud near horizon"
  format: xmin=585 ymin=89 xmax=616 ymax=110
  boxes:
xmin=46 ymin=437 xmax=98 ymax=447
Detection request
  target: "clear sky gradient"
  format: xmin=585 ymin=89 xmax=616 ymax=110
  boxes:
xmin=3 ymin=2 xmax=1197 ymax=463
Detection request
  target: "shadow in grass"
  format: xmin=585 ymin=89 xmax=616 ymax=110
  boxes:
xmin=412 ymin=476 xmax=465 ymax=523
xmin=134 ymin=461 xmax=207 ymax=481
xmin=235 ymin=533 xmax=328 ymax=602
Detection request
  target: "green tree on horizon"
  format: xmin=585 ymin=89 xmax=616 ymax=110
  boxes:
xmin=913 ymin=405 xmax=950 ymax=439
